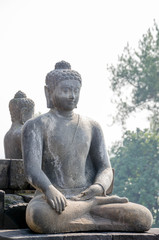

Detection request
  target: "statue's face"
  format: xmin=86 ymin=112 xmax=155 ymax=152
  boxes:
xmin=51 ymin=80 xmax=81 ymax=111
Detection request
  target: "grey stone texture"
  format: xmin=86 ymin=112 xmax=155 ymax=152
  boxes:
xmin=22 ymin=61 xmax=153 ymax=233
xmin=4 ymin=194 xmax=25 ymax=209
xmin=3 ymin=203 xmax=28 ymax=229
xmin=0 ymin=228 xmax=159 ymax=240
xmin=0 ymin=161 xmax=9 ymax=189
xmin=0 ymin=193 xmax=33 ymax=229
xmin=0 ymin=159 xmax=30 ymax=190
xmin=4 ymin=91 xmax=34 ymax=159
xmin=9 ymin=160 xmax=29 ymax=189
xmin=0 ymin=191 xmax=4 ymax=228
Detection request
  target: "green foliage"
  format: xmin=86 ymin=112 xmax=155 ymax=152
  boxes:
xmin=110 ymin=129 xmax=159 ymax=227
xmin=107 ymin=20 xmax=159 ymax=125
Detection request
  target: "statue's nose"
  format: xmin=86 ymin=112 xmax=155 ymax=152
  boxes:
xmin=69 ymin=91 xmax=75 ymax=99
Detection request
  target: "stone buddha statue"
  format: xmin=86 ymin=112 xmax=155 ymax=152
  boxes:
xmin=22 ymin=61 xmax=152 ymax=233
xmin=4 ymin=91 xmax=34 ymax=159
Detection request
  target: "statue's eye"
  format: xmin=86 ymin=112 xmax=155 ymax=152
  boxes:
xmin=62 ymin=88 xmax=69 ymax=93
xmin=74 ymin=89 xmax=79 ymax=94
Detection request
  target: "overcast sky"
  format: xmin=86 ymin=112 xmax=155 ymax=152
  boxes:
xmin=0 ymin=0 xmax=159 ymax=158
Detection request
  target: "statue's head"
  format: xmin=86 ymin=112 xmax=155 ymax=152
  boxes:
xmin=9 ymin=91 xmax=35 ymax=124
xmin=45 ymin=61 xmax=82 ymax=110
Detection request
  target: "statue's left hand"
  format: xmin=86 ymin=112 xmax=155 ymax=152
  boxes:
xmin=71 ymin=184 xmax=103 ymax=201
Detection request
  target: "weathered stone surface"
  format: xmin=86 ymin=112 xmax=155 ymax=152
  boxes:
xmin=4 ymin=194 xmax=25 ymax=210
xmin=4 ymin=91 xmax=34 ymax=160
xmin=0 ymin=191 xmax=4 ymax=212
xmin=22 ymin=61 xmax=153 ymax=233
xmin=0 ymin=160 xmax=10 ymax=189
xmin=0 ymin=191 xmax=5 ymax=228
xmin=18 ymin=193 xmax=34 ymax=203
xmin=0 ymin=159 xmax=31 ymax=190
xmin=1 ymin=193 xmax=34 ymax=229
xmin=0 ymin=229 xmax=159 ymax=240
xmin=9 ymin=160 xmax=29 ymax=190
xmin=4 ymin=203 xmax=28 ymax=229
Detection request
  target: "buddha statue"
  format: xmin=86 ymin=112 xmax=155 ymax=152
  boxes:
xmin=22 ymin=61 xmax=153 ymax=233
xmin=4 ymin=91 xmax=34 ymax=159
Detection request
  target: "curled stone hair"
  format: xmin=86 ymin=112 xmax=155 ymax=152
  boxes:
xmin=9 ymin=91 xmax=35 ymax=122
xmin=45 ymin=60 xmax=82 ymax=86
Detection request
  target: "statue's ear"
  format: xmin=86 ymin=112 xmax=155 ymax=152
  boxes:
xmin=44 ymin=85 xmax=54 ymax=109
xmin=20 ymin=107 xmax=34 ymax=124
xmin=20 ymin=107 xmax=27 ymax=124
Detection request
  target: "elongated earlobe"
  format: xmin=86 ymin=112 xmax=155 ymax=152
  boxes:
xmin=44 ymin=85 xmax=54 ymax=108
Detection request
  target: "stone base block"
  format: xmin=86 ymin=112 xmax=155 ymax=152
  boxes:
xmin=0 ymin=159 xmax=32 ymax=190
xmin=0 ymin=228 xmax=159 ymax=240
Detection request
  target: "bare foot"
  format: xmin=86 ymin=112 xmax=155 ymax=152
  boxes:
xmin=95 ymin=195 xmax=129 ymax=205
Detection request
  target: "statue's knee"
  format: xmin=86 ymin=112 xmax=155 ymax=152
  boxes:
xmin=26 ymin=200 xmax=60 ymax=233
xmin=125 ymin=203 xmax=153 ymax=232
xmin=26 ymin=201 xmax=47 ymax=233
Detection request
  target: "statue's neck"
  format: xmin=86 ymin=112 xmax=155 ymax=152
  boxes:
xmin=50 ymin=108 xmax=75 ymax=120
xmin=11 ymin=121 xmax=23 ymax=128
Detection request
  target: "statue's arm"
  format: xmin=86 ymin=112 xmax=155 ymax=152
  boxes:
xmin=22 ymin=119 xmax=49 ymax=191
xmin=72 ymin=121 xmax=113 ymax=201
xmin=90 ymin=121 xmax=113 ymax=195
xmin=22 ymin=119 xmax=67 ymax=213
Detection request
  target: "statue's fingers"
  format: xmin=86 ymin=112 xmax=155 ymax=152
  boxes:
xmin=54 ymin=198 xmax=59 ymax=213
xmin=61 ymin=198 xmax=66 ymax=211
xmin=80 ymin=193 xmax=93 ymax=200
xmin=51 ymin=200 xmax=55 ymax=209
xmin=48 ymin=199 xmax=55 ymax=209
xmin=63 ymin=197 xmax=67 ymax=207
xmin=71 ymin=193 xmax=84 ymax=201
xmin=56 ymin=197 xmax=62 ymax=213
xmin=74 ymin=191 xmax=93 ymax=201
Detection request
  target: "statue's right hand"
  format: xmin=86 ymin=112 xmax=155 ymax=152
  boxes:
xmin=44 ymin=185 xmax=67 ymax=214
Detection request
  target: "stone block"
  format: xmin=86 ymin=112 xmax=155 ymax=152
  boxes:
xmin=0 ymin=160 xmax=10 ymax=189
xmin=4 ymin=203 xmax=28 ymax=229
xmin=0 ymin=191 xmax=5 ymax=228
xmin=0 ymin=229 xmax=159 ymax=240
xmin=0 ymin=159 xmax=33 ymax=190
xmin=9 ymin=160 xmax=29 ymax=190
xmin=0 ymin=191 xmax=4 ymax=212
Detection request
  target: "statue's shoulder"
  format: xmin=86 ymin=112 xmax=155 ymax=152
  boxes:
xmin=4 ymin=130 xmax=11 ymax=143
xmin=23 ymin=112 xmax=51 ymax=131
xmin=79 ymin=115 xmax=103 ymax=132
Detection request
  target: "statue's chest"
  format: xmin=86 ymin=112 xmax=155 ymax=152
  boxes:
xmin=45 ymin=119 xmax=91 ymax=158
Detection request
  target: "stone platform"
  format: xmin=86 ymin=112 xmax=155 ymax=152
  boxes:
xmin=0 ymin=229 xmax=159 ymax=240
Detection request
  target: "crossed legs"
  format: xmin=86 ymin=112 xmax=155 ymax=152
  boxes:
xmin=26 ymin=194 xmax=153 ymax=233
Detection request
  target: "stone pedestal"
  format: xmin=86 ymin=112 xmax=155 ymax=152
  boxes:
xmin=0 ymin=159 xmax=31 ymax=190
xmin=0 ymin=191 xmax=4 ymax=228
xmin=0 ymin=229 xmax=159 ymax=240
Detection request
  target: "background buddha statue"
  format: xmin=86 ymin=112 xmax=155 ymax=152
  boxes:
xmin=4 ymin=91 xmax=34 ymax=159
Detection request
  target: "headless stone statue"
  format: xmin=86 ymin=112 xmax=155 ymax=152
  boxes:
xmin=22 ymin=61 xmax=153 ymax=233
xmin=4 ymin=91 xmax=34 ymax=159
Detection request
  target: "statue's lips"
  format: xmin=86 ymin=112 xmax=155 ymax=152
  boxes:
xmin=67 ymin=100 xmax=76 ymax=104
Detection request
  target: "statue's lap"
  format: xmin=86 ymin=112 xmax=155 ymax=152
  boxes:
xmin=26 ymin=193 xmax=153 ymax=234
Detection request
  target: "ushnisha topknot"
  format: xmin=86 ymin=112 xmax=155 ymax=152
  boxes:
xmin=14 ymin=90 xmax=27 ymax=99
xmin=45 ymin=60 xmax=82 ymax=86
xmin=55 ymin=61 xmax=71 ymax=70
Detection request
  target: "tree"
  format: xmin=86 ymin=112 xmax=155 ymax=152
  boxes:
xmin=110 ymin=128 xmax=159 ymax=227
xmin=107 ymin=20 xmax=159 ymax=125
